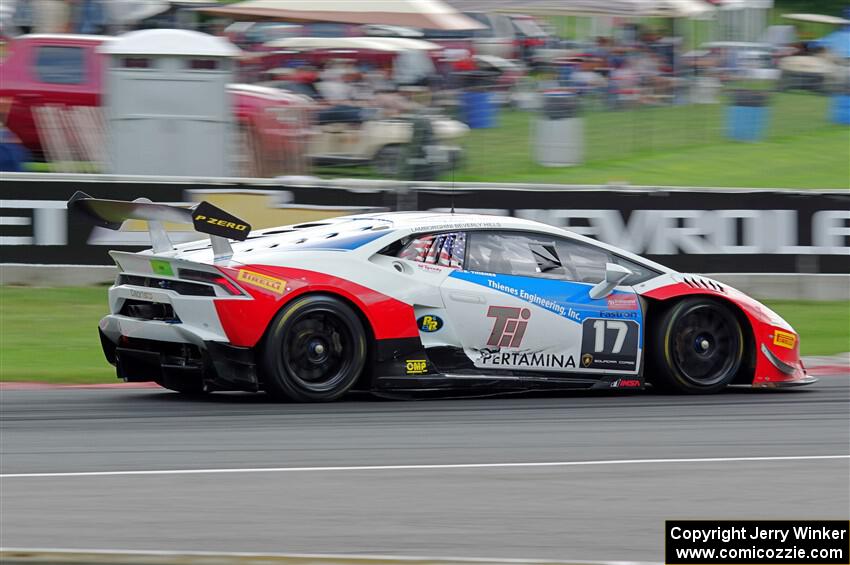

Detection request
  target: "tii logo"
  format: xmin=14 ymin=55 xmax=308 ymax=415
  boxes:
xmin=486 ymin=306 xmax=531 ymax=348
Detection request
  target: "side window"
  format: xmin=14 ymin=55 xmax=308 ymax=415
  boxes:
xmin=610 ymin=255 xmax=660 ymax=286
xmin=493 ymin=15 xmax=515 ymax=38
xmin=397 ymin=232 xmax=466 ymax=269
xmin=553 ymin=238 xmax=609 ymax=283
xmin=467 ymin=231 xmax=625 ymax=284
xmin=466 ymin=231 xmax=565 ymax=278
xmin=35 ymin=46 xmax=86 ymax=84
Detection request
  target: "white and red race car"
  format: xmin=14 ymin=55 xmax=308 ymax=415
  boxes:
xmin=69 ymin=192 xmax=815 ymax=401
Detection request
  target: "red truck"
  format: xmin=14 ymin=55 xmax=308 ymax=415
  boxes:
xmin=0 ymin=33 xmax=310 ymax=173
xmin=0 ymin=34 xmax=106 ymax=155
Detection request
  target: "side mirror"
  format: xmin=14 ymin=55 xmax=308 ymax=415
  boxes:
xmin=589 ymin=263 xmax=632 ymax=300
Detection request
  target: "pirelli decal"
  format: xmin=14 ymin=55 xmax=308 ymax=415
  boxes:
xmin=773 ymin=330 xmax=797 ymax=349
xmin=237 ymin=270 xmax=286 ymax=295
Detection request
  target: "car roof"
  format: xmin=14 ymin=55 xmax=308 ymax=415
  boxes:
xmin=172 ymin=210 xmax=672 ymax=274
xmin=338 ymin=210 xmax=542 ymax=229
xmin=19 ymin=34 xmax=112 ymax=43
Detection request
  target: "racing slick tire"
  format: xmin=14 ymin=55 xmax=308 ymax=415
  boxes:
xmin=649 ymin=297 xmax=744 ymax=394
xmin=261 ymin=295 xmax=368 ymax=402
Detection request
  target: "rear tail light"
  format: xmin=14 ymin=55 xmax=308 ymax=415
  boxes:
xmin=178 ymin=268 xmax=244 ymax=296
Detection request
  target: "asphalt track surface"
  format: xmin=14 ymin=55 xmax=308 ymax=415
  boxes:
xmin=1 ymin=377 xmax=848 ymax=561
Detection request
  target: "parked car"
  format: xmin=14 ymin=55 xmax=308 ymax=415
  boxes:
xmin=508 ymin=14 xmax=550 ymax=62
xmin=463 ymin=12 xmax=517 ymax=60
xmin=229 ymin=83 xmax=314 ymax=178
xmin=0 ymin=34 xmax=107 ymax=156
xmin=259 ymin=36 xmax=468 ymax=176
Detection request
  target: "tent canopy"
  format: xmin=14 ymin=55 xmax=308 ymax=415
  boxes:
xmin=198 ymin=0 xmax=486 ymax=30
xmin=445 ymin=0 xmax=714 ymax=18
xmin=265 ymin=36 xmax=442 ymax=52
xmin=782 ymin=13 xmax=850 ymax=26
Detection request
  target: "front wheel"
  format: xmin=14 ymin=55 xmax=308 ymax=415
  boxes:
xmin=261 ymin=295 xmax=367 ymax=402
xmin=649 ymin=298 xmax=744 ymax=394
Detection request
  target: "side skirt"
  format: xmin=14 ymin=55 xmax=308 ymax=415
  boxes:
xmin=371 ymin=342 xmax=644 ymax=393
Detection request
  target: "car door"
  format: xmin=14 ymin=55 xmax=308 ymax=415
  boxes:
xmin=440 ymin=230 xmax=645 ymax=378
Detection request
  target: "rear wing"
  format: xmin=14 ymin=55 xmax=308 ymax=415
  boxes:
xmin=67 ymin=191 xmax=252 ymax=262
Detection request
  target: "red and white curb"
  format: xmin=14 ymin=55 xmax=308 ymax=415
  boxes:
xmin=0 ymin=381 xmax=160 ymax=390
xmin=803 ymin=352 xmax=850 ymax=376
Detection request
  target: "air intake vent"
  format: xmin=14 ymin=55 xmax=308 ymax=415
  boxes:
xmin=683 ymin=276 xmax=725 ymax=293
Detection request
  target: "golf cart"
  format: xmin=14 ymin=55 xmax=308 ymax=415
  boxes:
xmin=260 ymin=36 xmax=468 ymax=177
xmin=778 ymin=13 xmax=850 ymax=92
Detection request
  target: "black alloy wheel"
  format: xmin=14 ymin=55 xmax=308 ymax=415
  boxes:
xmin=650 ymin=297 xmax=744 ymax=394
xmin=262 ymin=295 xmax=367 ymax=402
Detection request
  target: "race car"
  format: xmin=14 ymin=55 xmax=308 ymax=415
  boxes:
xmin=68 ymin=192 xmax=815 ymax=401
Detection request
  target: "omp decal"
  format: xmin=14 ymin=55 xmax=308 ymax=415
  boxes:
xmin=479 ymin=350 xmax=575 ymax=368
xmin=236 ymin=270 xmax=286 ymax=295
xmin=149 ymin=259 xmax=173 ymax=277
xmin=405 ymin=359 xmax=429 ymax=375
xmin=417 ymin=315 xmax=443 ymax=333
xmin=486 ymin=306 xmax=530 ymax=347
xmin=773 ymin=330 xmax=797 ymax=349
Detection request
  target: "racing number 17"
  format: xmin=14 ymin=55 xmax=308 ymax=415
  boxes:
xmin=591 ymin=320 xmax=628 ymax=354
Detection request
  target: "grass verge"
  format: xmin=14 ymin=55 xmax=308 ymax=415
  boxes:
xmin=1 ymin=286 xmax=847 ymax=384
xmin=315 ymin=92 xmax=849 ymax=188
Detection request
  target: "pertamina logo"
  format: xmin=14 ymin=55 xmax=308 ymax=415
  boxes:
xmin=237 ymin=270 xmax=286 ymax=295
xmin=486 ymin=306 xmax=530 ymax=348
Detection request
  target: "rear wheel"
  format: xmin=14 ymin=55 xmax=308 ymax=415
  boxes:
xmin=261 ymin=295 xmax=367 ymax=402
xmin=649 ymin=298 xmax=744 ymax=394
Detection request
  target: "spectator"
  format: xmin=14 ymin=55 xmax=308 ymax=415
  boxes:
xmin=0 ymin=97 xmax=30 ymax=172
xmin=13 ymin=0 xmax=34 ymax=34
xmin=70 ymin=0 xmax=107 ymax=35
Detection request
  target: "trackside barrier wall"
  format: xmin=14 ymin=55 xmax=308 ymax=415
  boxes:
xmin=1 ymin=173 xmax=848 ymax=296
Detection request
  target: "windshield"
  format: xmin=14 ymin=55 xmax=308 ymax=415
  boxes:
xmin=513 ymin=18 xmax=546 ymax=38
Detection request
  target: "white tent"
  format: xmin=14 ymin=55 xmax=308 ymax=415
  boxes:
xmin=266 ymin=36 xmax=442 ymax=52
xmin=199 ymin=0 xmax=485 ymax=31
xmin=447 ymin=0 xmax=714 ymax=18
